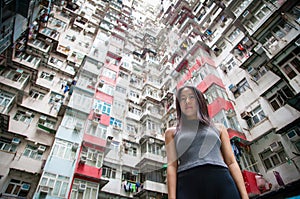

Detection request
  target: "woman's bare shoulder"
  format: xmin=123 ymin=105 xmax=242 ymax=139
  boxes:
xmin=165 ymin=127 xmax=176 ymax=138
xmin=213 ymin=123 xmax=227 ymax=133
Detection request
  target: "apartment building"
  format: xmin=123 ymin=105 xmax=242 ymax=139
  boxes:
xmin=0 ymin=0 xmax=299 ymax=198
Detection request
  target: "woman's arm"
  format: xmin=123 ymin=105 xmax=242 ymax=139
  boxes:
xmin=165 ymin=127 xmax=178 ymax=199
xmin=217 ymin=124 xmax=249 ymax=199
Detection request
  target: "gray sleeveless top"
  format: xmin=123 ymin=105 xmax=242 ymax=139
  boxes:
xmin=174 ymin=120 xmax=227 ymax=173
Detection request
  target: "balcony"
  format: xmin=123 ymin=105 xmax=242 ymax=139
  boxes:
xmin=39 ymin=27 xmax=60 ymax=40
xmin=135 ymin=151 xmax=165 ymax=169
xmin=0 ymin=68 xmax=30 ymax=90
xmin=137 ymin=180 xmax=167 ymax=194
xmin=0 ymin=90 xmax=15 ymax=114
xmin=27 ymin=39 xmax=51 ymax=54
xmin=47 ymin=16 xmax=67 ymax=32
xmin=13 ymin=53 xmax=41 ymax=70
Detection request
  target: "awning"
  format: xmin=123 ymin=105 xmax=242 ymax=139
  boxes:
xmin=227 ymin=128 xmax=248 ymax=143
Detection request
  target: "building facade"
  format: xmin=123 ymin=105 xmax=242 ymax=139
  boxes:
xmin=0 ymin=0 xmax=299 ymax=198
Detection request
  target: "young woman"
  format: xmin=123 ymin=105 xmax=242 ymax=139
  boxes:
xmin=165 ymin=85 xmax=248 ymax=199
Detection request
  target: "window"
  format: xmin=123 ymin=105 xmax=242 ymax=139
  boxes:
xmin=129 ymin=90 xmax=140 ymax=98
xmin=279 ymin=53 xmax=300 ymax=79
xmin=273 ymin=20 xmax=293 ymax=39
xmin=122 ymin=171 xmax=137 ymax=182
xmin=23 ymin=145 xmax=43 ymax=160
xmin=123 ymin=141 xmax=137 ymax=156
xmin=262 ymin=20 xmax=294 ymax=52
xmin=126 ymin=124 xmax=136 ymax=134
xmin=82 ymin=149 xmax=103 ymax=168
xmin=267 ymin=85 xmax=295 ymax=111
xmin=0 ymin=137 xmax=17 ymax=152
xmin=70 ymin=180 xmax=98 ymax=199
xmin=4 ymin=179 xmax=30 ymax=197
xmin=147 ymin=120 xmax=157 ymax=131
xmin=232 ymin=78 xmax=251 ymax=98
xmin=244 ymin=3 xmax=271 ymax=29
xmin=52 ymin=139 xmax=76 ymax=160
xmin=110 ymin=117 xmax=122 ymax=128
xmin=251 ymin=65 xmax=268 ymax=81
xmin=40 ymin=71 xmax=55 ymax=81
xmin=5 ymin=70 xmax=29 ymax=83
xmin=38 ymin=115 xmax=57 ymax=130
xmin=226 ymin=58 xmax=238 ymax=71
xmin=227 ymin=28 xmax=241 ymax=42
xmin=113 ymin=100 xmax=125 ymax=110
xmin=29 ymin=89 xmax=45 ymax=100
xmin=101 ymin=84 xmax=114 ymax=96
xmin=232 ymin=0 xmax=251 ymax=16
xmin=259 ymin=142 xmax=287 ymax=170
xmin=39 ymin=172 xmax=69 ymax=198
xmin=141 ymin=141 xmax=163 ymax=156
xmin=115 ymin=85 xmax=126 ymax=94
xmin=205 ymin=85 xmax=229 ymax=104
xmin=295 ymin=139 xmax=300 ymax=152
xmin=102 ymin=68 xmax=117 ymax=80
xmin=102 ymin=166 xmax=116 ymax=178
xmin=128 ymin=106 xmax=141 ymax=115
xmin=246 ymin=106 xmax=266 ymax=128
xmin=0 ymin=92 xmax=14 ymax=107
xmin=13 ymin=110 xmax=34 ymax=124
xmin=93 ymin=100 xmax=111 ymax=115
xmin=87 ymin=124 xmax=107 ymax=139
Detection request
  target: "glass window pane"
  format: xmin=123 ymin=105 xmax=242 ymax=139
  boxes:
xmin=263 ymin=159 xmax=272 ymax=169
xmin=53 ymin=181 xmax=62 ymax=196
xmin=13 ymin=185 xmax=20 ymax=195
xmin=271 ymin=155 xmax=280 ymax=166
xmin=5 ymin=184 xmax=14 ymax=194
xmin=283 ymin=64 xmax=297 ymax=79
xmin=60 ymin=182 xmax=68 ymax=197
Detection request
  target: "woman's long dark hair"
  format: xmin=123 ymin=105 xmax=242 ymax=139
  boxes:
xmin=175 ymin=85 xmax=211 ymax=131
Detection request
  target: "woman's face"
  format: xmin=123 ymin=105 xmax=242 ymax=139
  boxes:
xmin=179 ymin=87 xmax=198 ymax=120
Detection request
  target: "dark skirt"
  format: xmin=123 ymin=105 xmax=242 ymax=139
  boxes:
xmin=176 ymin=164 xmax=241 ymax=199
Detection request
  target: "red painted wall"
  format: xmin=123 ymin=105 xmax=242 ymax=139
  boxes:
xmin=207 ymin=97 xmax=234 ymax=117
xmin=197 ymin=74 xmax=225 ymax=93
xmin=95 ymin=91 xmax=113 ymax=104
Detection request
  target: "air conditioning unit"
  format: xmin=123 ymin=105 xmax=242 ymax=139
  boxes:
xmin=25 ymin=111 xmax=33 ymax=117
xmin=241 ymin=111 xmax=252 ymax=120
xmin=40 ymin=185 xmax=51 ymax=194
xmin=21 ymin=183 xmax=31 ymax=191
xmin=78 ymin=183 xmax=86 ymax=192
xmin=38 ymin=145 xmax=46 ymax=152
xmin=39 ymin=115 xmax=47 ymax=121
xmin=228 ymin=84 xmax=238 ymax=92
xmin=94 ymin=109 xmax=102 ymax=115
xmin=286 ymin=130 xmax=300 ymax=142
xmin=11 ymin=137 xmax=21 ymax=145
xmin=125 ymin=142 xmax=132 ymax=148
xmin=75 ymin=122 xmax=83 ymax=131
xmin=269 ymin=141 xmax=281 ymax=152
xmin=72 ymin=143 xmax=79 ymax=151
xmin=149 ymin=138 xmax=155 ymax=144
